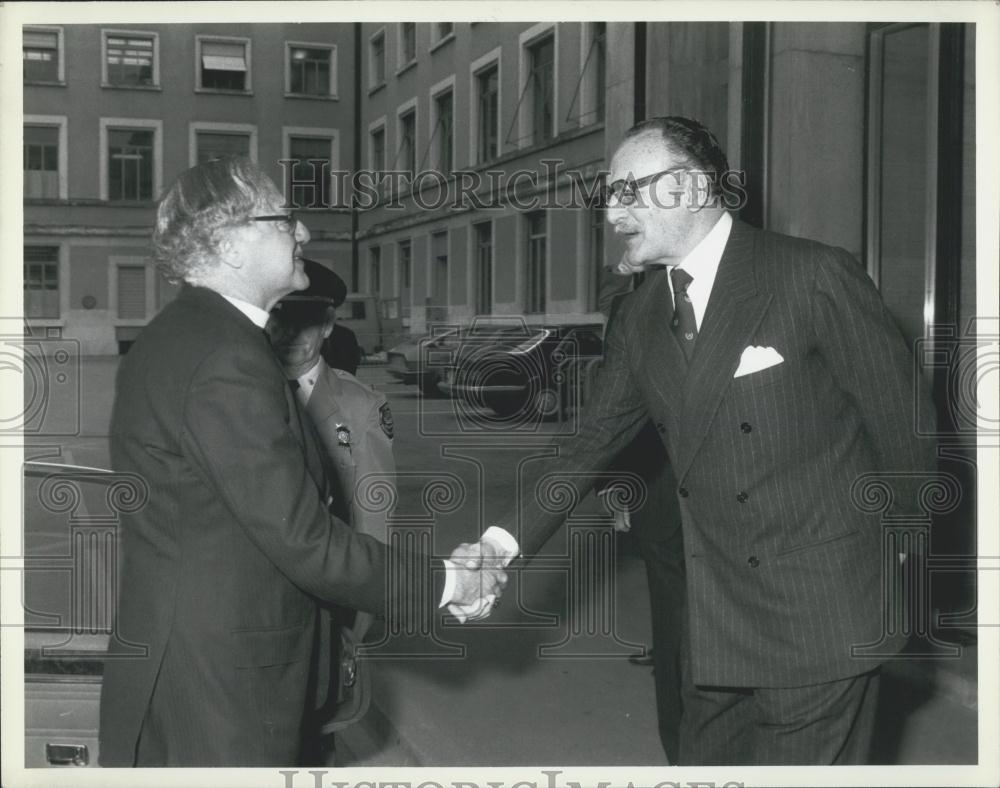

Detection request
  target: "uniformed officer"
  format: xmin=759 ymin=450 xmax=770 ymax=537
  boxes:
xmin=267 ymin=258 xmax=396 ymax=545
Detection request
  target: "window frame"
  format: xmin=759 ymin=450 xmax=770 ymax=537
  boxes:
xmin=99 ymin=117 xmax=163 ymax=202
xmin=23 ymin=244 xmax=64 ymax=323
xmin=23 ymin=26 xmax=65 ymax=85
xmin=284 ymin=40 xmax=338 ymax=99
xmin=109 ymin=255 xmax=156 ymax=326
xmin=369 ymin=246 xmax=382 ymax=295
xmin=524 ymin=209 xmax=548 ymax=315
xmin=517 ymin=23 xmax=559 ymax=149
xmin=398 ymin=23 xmax=417 ymax=72
xmin=188 ymin=121 xmax=258 ymax=167
xmin=23 ymin=115 xmax=68 ymax=200
xmin=369 ymin=27 xmax=387 ymax=91
xmin=282 ymin=127 xmax=340 ymax=210
xmin=396 ymin=98 xmax=419 ymax=180
xmin=101 ymin=28 xmax=160 ymax=90
xmin=195 ymin=34 xmax=252 ymax=94
xmin=429 ymin=75 xmax=456 ymax=176
xmin=397 ymin=239 xmax=412 ymax=317
xmin=577 ymin=21 xmax=606 ymax=126
xmin=429 ymin=229 xmax=450 ymax=306
xmin=430 ymin=23 xmax=456 ymax=53
xmin=469 ymin=47 xmax=502 ymax=166
xmin=473 ymin=219 xmax=494 ymax=316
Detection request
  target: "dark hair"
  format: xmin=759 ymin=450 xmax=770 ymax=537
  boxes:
xmin=625 ymin=116 xmax=729 ymax=197
xmin=152 ymin=156 xmax=283 ymax=283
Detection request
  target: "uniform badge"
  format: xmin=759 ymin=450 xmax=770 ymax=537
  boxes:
xmin=379 ymin=403 xmax=394 ymax=440
xmin=336 ymin=424 xmax=352 ymax=446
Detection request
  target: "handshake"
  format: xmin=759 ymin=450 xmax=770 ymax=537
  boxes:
xmin=443 ymin=526 xmax=519 ymax=623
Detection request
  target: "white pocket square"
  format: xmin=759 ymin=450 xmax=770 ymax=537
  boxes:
xmin=734 ymin=346 xmax=784 ymax=378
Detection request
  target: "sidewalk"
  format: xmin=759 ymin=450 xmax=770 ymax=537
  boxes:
xmin=338 ymin=534 xmax=980 ymax=767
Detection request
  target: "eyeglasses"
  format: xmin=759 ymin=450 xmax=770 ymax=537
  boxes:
xmin=252 ymin=212 xmax=298 ymax=234
xmin=605 ymin=167 xmax=687 ymax=206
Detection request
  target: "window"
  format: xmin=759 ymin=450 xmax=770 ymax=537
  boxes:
xmin=197 ymin=37 xmax=250 ymax=92
xmin=117 ymin=265 xmax=147 ymax=319
xmin=433 ymin=90 xmax=454 ymax=175
xmin=398 ymin=240 xmax=412 ymax=317
xmin=476 ymin=65 xmax=499 ymax=163
xmin=431 ymin=231 xmax=449 ymax=310
xmin=107 ymin=128 xmax=154 ymax=201
xmin=370 ymin=29 xmax=386 ymax=88
xmin=370 ymin=247 xmax=382 ymax=294
xmin=474 ymin=221 xmax=493 ymax=315
xmin=398 ymin=108 xmax=416 ymax=177
xmin=103 ymin=31 xmax=157 ymax=87
xmin=23 ymin=28 xmax=62 ymax=83
xmin=287 ymin=43 xmax=336 ymax=97
xmin=24 ymin=246 xmax=60 ymax=319
xmin=287 ymin=135 xmax=334 ymax=208
xmin=435 ymin=23 xmax=454 ymax=43
xmin=370 ymin=124 xmax=386 ymax=191
xmin=400 ymin=23 xmax=416 ymax=66
xmin=525 ymin=211 xmax=547 ymax=314
xmin=528 ymin=36 xmax=555 ymax=145
xmin=591 ymin=23 xmax=606 ymax=123
xmin=23 ymin=125 xmax=59 ymax=199
xmin=196 ymin=131 xmax=251 ymax=163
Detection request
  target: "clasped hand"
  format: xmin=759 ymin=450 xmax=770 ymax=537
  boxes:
xmin=447 ymin=538 xmax=511 ymax=622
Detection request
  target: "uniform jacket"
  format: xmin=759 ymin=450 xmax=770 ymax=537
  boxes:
xmin=305 ymin=363 xmax=396 ymax=542
xmin=502 ymin=220 xmax=937 ymax=688
xmin=98 ymin=285 xmax=428 ymax=766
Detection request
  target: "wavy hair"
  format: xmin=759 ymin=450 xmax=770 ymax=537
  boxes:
xmin=151 ymin=156 xmax=283 ymax=282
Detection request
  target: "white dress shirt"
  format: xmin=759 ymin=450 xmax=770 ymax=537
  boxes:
xmin=666 ymin=211 xmax=733 ymax=330
xmin=221 ymin=294 xmax=270 ymax=329
xmin=291 ymin=358 xmax=322 ymax=407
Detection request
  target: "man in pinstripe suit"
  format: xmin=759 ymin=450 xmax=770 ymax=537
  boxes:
xmin=483 ymin=117 xmax=936 ymax=764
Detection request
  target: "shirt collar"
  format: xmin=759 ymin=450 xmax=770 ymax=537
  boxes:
xmin=221 ymin=294 xmax=270 ymax=329
xmin=676 ymin=211 xmax=733 ymax=280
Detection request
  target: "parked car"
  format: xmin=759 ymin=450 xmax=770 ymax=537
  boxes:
xmin=385 ymin=328 xmax=459 ymax=396
xmin=385 ymin=322 xmax=528 ymax=397
xmin=438 ymin=323 xmax=605 ymax=421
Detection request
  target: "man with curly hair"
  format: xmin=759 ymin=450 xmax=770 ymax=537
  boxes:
xmin=98 ymin=157 xmax=510 ymax=766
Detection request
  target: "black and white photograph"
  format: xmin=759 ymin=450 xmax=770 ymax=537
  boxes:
xmin=1 ymin=2 xmax=998 ymax=787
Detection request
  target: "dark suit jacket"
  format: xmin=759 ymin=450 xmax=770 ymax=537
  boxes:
xmin=502 ymin=220 xmax=936 ymax=688
xmin=98 ymin=285 xmax=428 ymax=766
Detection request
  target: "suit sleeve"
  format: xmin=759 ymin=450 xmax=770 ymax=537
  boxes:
xmin=811 ymin=247 xmax=937 ymax=510
xmin=500 ymin=300 xmax=652 ymax=557
xmin=180 ymin=346 xmax=426 ymax=615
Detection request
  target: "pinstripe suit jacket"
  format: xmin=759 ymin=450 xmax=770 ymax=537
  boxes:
xmin=506 ymin=220 xmax=936 ymax=688
xmin=99 ymin=285 xmax=426 ymax=766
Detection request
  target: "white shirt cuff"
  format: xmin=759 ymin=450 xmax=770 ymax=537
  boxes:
xmin=439 ymin=558 xmax=457 ymax=608
xmin=481 ymin=525 xmax=519 ymax=558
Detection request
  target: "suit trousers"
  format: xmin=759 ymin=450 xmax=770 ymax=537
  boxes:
xmin=634 ymin=517 xmax=686 ymax=763
xmin=676 ymin=634 xmax=881 ymax=765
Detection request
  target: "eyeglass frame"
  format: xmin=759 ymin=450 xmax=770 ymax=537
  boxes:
xmin=605 ymin=166 xmax=688 ymax=206
xmin=251 ymin=212 xmax=298 ymax=234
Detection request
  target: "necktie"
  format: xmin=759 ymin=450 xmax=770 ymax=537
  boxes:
xmin=669 ymin=268 xmax=697 ymax=361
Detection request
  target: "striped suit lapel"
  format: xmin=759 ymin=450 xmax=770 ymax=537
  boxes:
xmin=634 ymin=268 xmax=688 ymax=435
xmin=675 ymin=222 xmax=772 ymax=482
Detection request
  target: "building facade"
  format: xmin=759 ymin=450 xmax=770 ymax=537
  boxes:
xmin=23 ymin=23 xmax=355 ymax=354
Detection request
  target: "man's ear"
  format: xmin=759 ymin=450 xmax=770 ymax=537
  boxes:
xmin=322 ymin=307 xmax=336 ymax=339
xmin=218 ymin=236 xmax=244 ymax=270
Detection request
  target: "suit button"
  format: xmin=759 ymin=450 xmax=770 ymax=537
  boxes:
xmin=678 ymin=487 xmax=689 ymax=498
xmin=740 ymin=422 xmax=752 ymax=433
xmin=737 ymin=491 xmax=749 ymax=503
xmin=747 ymin=555 xmax=760 ymax=568
xmin=656 ymin=421 xmax=666 ymax=434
